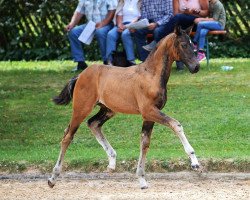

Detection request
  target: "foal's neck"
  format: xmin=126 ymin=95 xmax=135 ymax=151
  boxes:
xmin=143 ymin=34 xmax=176 ymax=83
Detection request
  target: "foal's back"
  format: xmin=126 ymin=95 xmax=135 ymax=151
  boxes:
xmin=76 ymin=63 xmax=157 ymax=115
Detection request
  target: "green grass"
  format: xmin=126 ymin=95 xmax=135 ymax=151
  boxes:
xmin=0 ymin=59 xmax=249 ymax=172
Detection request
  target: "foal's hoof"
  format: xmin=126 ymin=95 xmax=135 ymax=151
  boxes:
xmin=141 ymin=185 xmax=148 ymax=190
xmin=48 ymin=178 xmax=55 ymax=188
xmin=139 ymin=177 xmax=148 ymax=189
xmin=191 ymin=164 xmax=200 ymax=171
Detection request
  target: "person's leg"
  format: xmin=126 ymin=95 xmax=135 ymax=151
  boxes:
xmin=193 ymin=23 xmax=202 ymax=44
xmin=134 ymin=28 xmax=150 ymax=61
xmin=121 ymin=29 xmax=136 ymax=63
xmin=68 ymin=24 xmax=88 ymax=71
xmin=106 ymin=26 xmax=120 ymax=64
xmin=175 ymin=14 xmax=197 ymax=29
xmin=196 ymin=21 xmax=223 ymax=62
xmin=197 ymin=21 xmax=223 ymax=50
xmin=95 ymin=23 xmax=114 ymax=63
xmin=156 ymin=18 xmax=176 ymax=42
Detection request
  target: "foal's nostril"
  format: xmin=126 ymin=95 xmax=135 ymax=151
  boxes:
xmin=194 ymin=65 xmax=200 ymax=73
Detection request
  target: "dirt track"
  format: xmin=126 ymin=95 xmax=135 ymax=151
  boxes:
xmin=1 ymin=172 xmax=249 ymax=200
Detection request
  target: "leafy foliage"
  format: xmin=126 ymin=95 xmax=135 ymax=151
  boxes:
xmin=0 ymin=0 xmax=249 ymax=60
xmin=210 ymin=35 xmax=250 ymax=58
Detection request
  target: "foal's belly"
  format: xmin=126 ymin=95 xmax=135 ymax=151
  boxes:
xmin=98 ymin=85 xmax=141 ymax=114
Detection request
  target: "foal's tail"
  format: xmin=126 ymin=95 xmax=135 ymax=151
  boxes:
xmin=53 ymin=75 xmax=79 ymax=105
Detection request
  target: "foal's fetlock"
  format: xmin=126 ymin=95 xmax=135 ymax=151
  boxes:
xmin=189 ymin=152 xmax=200 ymax=170
xmin=48 ymin=167 xmax=61 ymax=188
xmin=107 ymin=154 xmax=116 ymax=171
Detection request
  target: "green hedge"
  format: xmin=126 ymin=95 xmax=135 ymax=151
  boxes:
xmin=0 ymin=0 xmax=249 ymax=61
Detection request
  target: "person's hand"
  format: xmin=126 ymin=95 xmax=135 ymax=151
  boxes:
xmin=192 ymin=8 xmax=201 ymax=15
xmin=148 ymin=23 xmax=157 ymax=30
xmin=183 ymin=8 xmax=191 ymax=14
xmin=95 ymin=22 xmax=103 ymax=29
xmin=117 ymin=24 xmax=125 ymax=33
xmin=65 ymin=23 xmax=74 ymax=32
xmin=129 ymin=28 xmax=136 ymax=33
xmin=194 ymin=18 xmax=203 ymax=24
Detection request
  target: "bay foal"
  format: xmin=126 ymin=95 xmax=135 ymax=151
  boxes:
xmin=48 ymin=26 xmax=200 ymax=189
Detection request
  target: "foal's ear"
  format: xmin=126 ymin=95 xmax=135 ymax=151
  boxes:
xmin=185 ymin=26 xmax=193 ymax=35
xmin=174 ymin=25 xmax=182 ymax=36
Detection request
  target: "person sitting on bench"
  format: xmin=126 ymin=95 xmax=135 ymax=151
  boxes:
xmin=193 ymin=0 xmax=226 ymax=62
xmin=106 ymin=0 xmax=141 ymax=66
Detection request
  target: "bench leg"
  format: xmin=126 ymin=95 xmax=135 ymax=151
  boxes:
xmin=206 ymin=37 xmax=210 ymax=68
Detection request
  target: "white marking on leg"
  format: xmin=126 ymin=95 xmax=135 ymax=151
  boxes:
xmin=136 ymin=131 xmax=151 ymax=189
xmin=89 ymin=122 xmax=116 ymax=170
xmin=48 ymin=150 xmax=63 ymax=187
xmin=95 ymin=134 xmax=116 ymax=170
xmin=170 ymin=120 xmax=200 ymax=169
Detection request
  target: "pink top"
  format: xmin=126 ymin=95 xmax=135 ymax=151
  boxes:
xmin=179 ymin=0 xmax=201 ymax=12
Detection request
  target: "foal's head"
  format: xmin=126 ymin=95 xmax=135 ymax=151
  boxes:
xmin=174 ymin=26 xmax=200 ymax=73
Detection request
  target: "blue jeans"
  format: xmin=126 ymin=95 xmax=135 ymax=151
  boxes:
xmin=68 ymin=23 xmax=113 ymax=62
xmin=134 ymin=25 xmax=167 ymax=61
xmin=106 ymin=23 xmax=135 ymax=62
xmin=193 ymin=21 xmax=223 ymax=50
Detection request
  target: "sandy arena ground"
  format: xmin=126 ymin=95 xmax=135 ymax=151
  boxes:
xmin=0 ymin=172 xmax=249 ymax=200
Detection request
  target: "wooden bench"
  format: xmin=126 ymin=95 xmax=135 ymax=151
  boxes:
xmin=147 ymin=30 xmax=227 ymax=67
xmin=190 ymin=30 xmax=227 ymax=67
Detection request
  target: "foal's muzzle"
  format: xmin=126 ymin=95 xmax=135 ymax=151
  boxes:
xmin=192 ymin=64 xmax=200 ymax=73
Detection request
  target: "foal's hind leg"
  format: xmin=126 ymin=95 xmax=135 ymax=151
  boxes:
xmin=48 ymin=100 xmax=94 ymax=188
xmin=137 ymin=121 xmax=154 ymax=189
xmin=143 ymin=108 xmax=199 ymax=170
xmin=87 ymin=106 xmax=117 ymax=171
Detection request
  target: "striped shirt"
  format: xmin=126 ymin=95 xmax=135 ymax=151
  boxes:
xmin=75 ymin=0 xmax=118 ymax=23
xmin=140 ymin=0 xmax=173 ymax=25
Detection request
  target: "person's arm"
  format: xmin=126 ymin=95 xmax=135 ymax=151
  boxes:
xmin=173 ymin=0 xmax=180 ymax=15
xmin=155 ymin=1 xmax=173 ymax=27
xmin=194 ymin=17 xmax=213 ymax=24
xmin=96 ymin=10 xmax=116 ymax=29
xmin=198 ymin=0 xmax=209 ymax=17
xmin=65 ymin=11 xmax=84 ymax=31
xmin=116 ymin=15 xmax=125 ymax=32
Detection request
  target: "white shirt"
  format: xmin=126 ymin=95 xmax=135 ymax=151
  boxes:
xmin=117 ymin=0 xmax=141 ymax=23
xmin=179 ymin=0 xmax=201 ymax=12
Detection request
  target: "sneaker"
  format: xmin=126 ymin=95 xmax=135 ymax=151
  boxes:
xmin=71 ymin=61 xmax=88 ymax=72
xmin=197 ymin=52 xmax=206 ymax=62
xmin=143 ymin=41 xmax=157 ymax=52
xmin=128 ymin=60 xmax=136 ymax=66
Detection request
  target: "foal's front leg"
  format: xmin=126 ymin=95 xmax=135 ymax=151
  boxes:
xmin=143 ymin=108 xmax=200 ymax=170
xmin=137 ymin=121 xmax=154 ymax=189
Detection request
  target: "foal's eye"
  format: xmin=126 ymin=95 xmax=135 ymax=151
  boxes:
xmin=182 ymin=44 xmax=187 ymax=49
